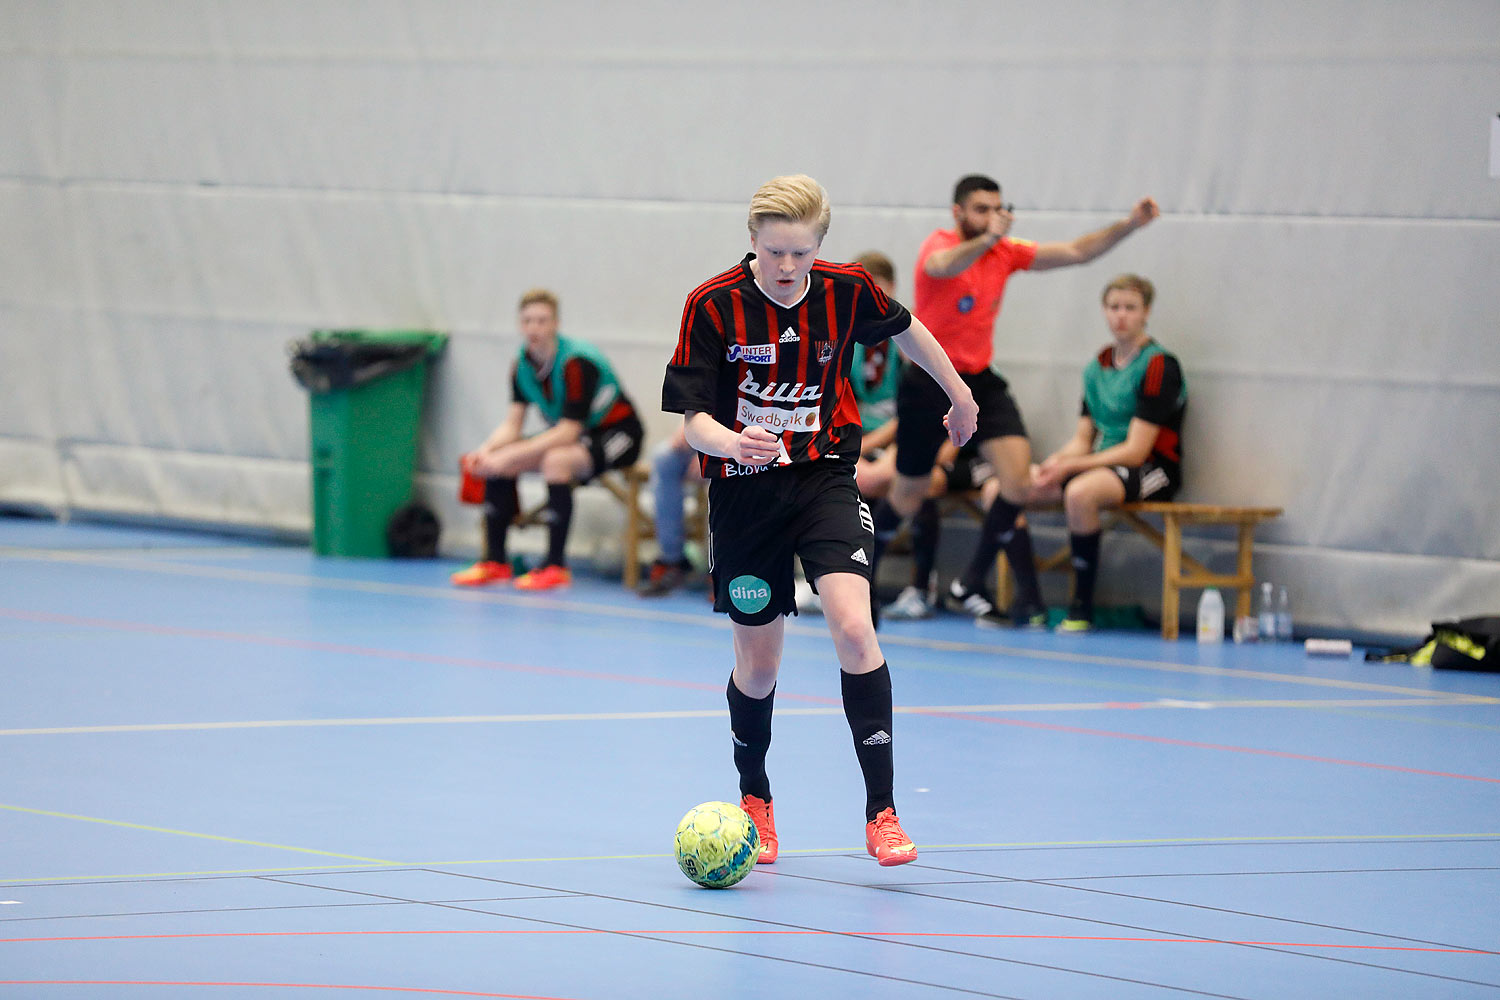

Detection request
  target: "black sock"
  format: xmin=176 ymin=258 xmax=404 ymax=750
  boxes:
xmin=1069 ymin=530 xmax=1102 ymax=618
xmin=870 ymin=500 xmax=904 ymax=569
xmin=910 ymin=499 xmax=941 ymax=593
xmin=482 ymin=477 xmax=519 ymax=562
xmin=544 ymin=483 xmax=573 ymax=567
xmin=1005 ymin=524 xmax=1043 ymax=607
xmin=841 ymin=664 xmax=894 ymax=821
xmin=961 ymin=497 xmax=1021 ymax=592
xmin=726 ymin=676 xmax=774 ymax=801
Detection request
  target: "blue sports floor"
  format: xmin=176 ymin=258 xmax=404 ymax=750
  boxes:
xmin=3 ymin=515 xmax=1498 ymax=998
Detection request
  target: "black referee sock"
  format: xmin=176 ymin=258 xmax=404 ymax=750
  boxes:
xmin=726 ymin=676 xmax=774 ymax=802
xmin=910 ymin=498 xmax=941 ymax=594
xmin=1069 ymin=530 xmax=1102 ymax=619
xmin=544 ymin=483 xmax=574 ymax=567
xmin=960 ymin=497 xmax=1022 ymax=593
xmin=482 ymin=477 xmax=519 ymax=563
xmin=841 ymin=664 xmax=894 ymax=822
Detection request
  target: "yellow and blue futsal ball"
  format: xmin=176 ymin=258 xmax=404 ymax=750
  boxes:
xmin=674 ymin=800 xmax=761 ymax=888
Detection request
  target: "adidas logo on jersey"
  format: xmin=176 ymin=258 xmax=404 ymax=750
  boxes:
xmin=779 ymin=327 xmax=800 ymax=343
xmin=862 ymin=730 xmax=891 ymax=746
xmin=851 ymin=548 xmax=869 ymax=565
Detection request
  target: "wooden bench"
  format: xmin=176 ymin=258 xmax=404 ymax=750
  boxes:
xmin=516 ymin=465 xmax=707 ymax=589
xmin=989 ymin=502 xmax=1283 ymax=639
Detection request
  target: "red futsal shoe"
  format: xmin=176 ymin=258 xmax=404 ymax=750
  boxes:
xmin=450 ymin=561 xmax=513 ymax=587
xmin=514 ymin=565 xmax=572 ymax=591
xmin=740 ymin=794 xmax=778 ymax=864
xmin=865 ymin=807 xmax=918 ymax=867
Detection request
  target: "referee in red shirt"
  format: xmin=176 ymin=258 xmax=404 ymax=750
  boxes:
xmin=870 ymin=175 xmax=1159 ymax=627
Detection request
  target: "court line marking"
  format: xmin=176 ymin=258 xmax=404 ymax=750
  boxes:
xmin=2 ymin=928 xmax=1493 ymax=955
xmin=2 ymin=698 xmax=1483 ymax=737
xmin=4 ymin=547 xmax=1487 ymax=703
xmin=0 ymin=804 xmax=396 ymax=865
xmin=6 ymin=833 xmax=1500 ymax=885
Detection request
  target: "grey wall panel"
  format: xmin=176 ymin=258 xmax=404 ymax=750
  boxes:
xmin=2 ymin=1 xmax=1496 ymax=638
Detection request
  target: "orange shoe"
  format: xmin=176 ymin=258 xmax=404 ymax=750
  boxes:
xmin=450 ymin=560 xmax=513 ymax=587
xmin=865 ymin=807 xmax=917 ymax=867
xmin=740 ymin=794 xmax=778 ymax=864
xmin=514 ymin=565 xmax=572 ymax=591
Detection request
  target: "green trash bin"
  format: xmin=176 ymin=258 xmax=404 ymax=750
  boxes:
xmin=291 ymin=329 xmax=448 ymax=557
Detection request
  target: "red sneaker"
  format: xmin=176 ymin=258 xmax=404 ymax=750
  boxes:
xmin=740 ymin=794 xmax=778 ymax=864
xmin=450 ymin=560 xmax=513 ymax=587
xmin=514 ymin=565 xmax=572 ymax=591
xmin=865 ymin=807 xmax=917 ymax=867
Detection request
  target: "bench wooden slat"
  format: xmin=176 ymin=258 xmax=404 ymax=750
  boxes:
xmin=979 ymin=500 xmax=1283 ymax=639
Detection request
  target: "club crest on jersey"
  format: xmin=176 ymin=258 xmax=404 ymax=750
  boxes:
xmin=727 ymin=342 xmax=776 ymax=364
xmin=818 ymin=342 xmax=834 ymax=364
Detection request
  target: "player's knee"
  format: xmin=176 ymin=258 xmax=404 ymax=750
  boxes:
xmin=539 ymin=450 xmax=578 ymax=483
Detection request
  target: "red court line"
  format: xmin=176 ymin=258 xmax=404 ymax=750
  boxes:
xmin=917 ymin=709 xmax=1500 ymax=785
xmin=2 ymin=929 xmax=1493 ymax=954
xmin=0 ymin=985 xmax=573 ymax=999
xmin=0 ymin=608 xmax=840 ymax=705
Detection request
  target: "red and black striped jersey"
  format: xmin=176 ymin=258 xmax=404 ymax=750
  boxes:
xmin=662 ymin=253 xmax=912 ymax=478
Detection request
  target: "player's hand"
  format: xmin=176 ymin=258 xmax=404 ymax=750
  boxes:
xmin=943 ymin=393 xmax=979 ymax=447
xmin=733 ymin=425 xmax=781 ymax=466
xmin=1130 ymin=197 xmax=1160 ymax=229
xmin=469 ymin=451 xmax=499 ymax=478
xmin=987 ymin=205 xmax=1014 ymax=244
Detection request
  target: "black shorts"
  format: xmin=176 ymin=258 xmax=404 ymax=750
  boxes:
xmin=707 ymin=460 xmax=874 ymax=626
xmin=1110 ymin=460 xmax=1181 ymax=502
xmin=895 ymin=366 xmax=1027 ymax=477
xmin=580 ymin=418 xmax=643 ymax=484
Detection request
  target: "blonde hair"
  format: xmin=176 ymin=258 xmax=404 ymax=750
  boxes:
xmin=1101 ymin=273 xmax=1154 ymax=309
xmin=518 ymin=287 xmax=560 ymax=317
xmin=747 ymin=174 xmax=831 ymax=240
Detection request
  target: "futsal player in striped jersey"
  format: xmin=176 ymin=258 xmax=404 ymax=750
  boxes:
xmin=661 ymin=175 xmax=978 ymax=866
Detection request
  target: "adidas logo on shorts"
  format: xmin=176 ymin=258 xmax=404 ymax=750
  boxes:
xmin=851 ymin=548 xmax=869 ymax=565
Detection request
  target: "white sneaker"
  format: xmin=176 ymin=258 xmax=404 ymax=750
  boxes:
xmin=794 ymin=578 xmax=823 ymax=615
xmin=883 ymin=585 xmax=933 ymax=621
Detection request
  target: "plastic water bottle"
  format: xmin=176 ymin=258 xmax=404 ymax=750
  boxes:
xmin=1275 ymin=585 xmax=1293 ymax=642
xmin=1197 ymin=587 xmax=1224 ymax=644
xmin=1258 ymin=582 xmax=1277 ymax=642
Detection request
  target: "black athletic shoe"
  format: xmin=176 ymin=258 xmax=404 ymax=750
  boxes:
xmin=637 ymin=558 xmax=691 ymax=597
xmin=944 ymin=578 xmax=1008 ymax=628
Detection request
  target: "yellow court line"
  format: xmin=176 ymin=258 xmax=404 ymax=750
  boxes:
xmin=0 ymin=804 xmax=396 ymax=865
xmin=1 ymin=697 xmax=1486 ymax=738
xmin=7 ymin=831 xmax=1500 ymax=885
xmin=4 ymin=545 xmax=1491 ymax=705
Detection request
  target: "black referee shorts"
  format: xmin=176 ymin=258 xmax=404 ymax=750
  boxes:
xmin=707 ymin=461 xmax=874 ymax=626
xmin=894 ymin=366 xmax=1027 ymax=478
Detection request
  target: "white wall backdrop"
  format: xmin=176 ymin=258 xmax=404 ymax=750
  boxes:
xmin=2 ymin=0 xmax=1497 ymax=636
